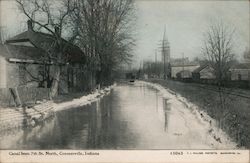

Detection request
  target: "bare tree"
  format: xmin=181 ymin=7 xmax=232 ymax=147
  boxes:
xmin=202 ymin=21 xmax=235 ymax=83
xmin=16 ymin=0 xmax=79 ymax=98
xmin=202 ymin=21 xmax=235 ymax=128
xmin=74 ymin=0 xmax=135 ymax=86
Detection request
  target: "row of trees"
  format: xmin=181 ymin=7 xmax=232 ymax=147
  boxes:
xmin=16 ymin=0 xmax=135 ymax=97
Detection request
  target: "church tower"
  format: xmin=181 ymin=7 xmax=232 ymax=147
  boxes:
xmin=161 ymin=26 xmax=170 ymax=79
xmin=161 ymin=27 xmax=170 ymax=64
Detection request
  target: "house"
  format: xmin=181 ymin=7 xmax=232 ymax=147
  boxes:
xmin=192 ymin=64 xmax=215 ymax=80
xmin=230 ymin=63 xmax=250 ymax=81
xmin=0 ymin=20 xmax=87 ymax=95
xmin=171 ymin=64 xmax=199 ymax=78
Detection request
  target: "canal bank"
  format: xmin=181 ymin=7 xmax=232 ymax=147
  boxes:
xmin=144 ymin=79 xmax=249 ymax=148
xmin=0 ymin=84 xmax=115 ymax=133
xmin=137 ymin=80 xmax=237 ymax=149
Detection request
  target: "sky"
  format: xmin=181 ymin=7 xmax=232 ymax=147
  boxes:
xmin=1 ymin=0 xmax=250 ymax=67
xmin=133 ymin=0 xmax=250 ymax=67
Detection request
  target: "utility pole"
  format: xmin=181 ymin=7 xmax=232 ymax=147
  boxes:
xmin=0 ymin=26 xmax=2 ymax=44
xmin=155 ymin=49 xmax=157 ymax=63
xmin=182 ymin=53 xmax=184 ymax=72
xmin=182 ymin=52 xmax=185 ymax=78
xmin=155 ymin=50 xmax=157 ymax=77
xmin=163 ymin=26 xmax=167 ymax=80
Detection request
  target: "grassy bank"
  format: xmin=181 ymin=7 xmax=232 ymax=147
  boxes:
xmin=147 ymin=79 xmax=250 ymax=148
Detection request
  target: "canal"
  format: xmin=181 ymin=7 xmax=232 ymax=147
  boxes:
xmin=0 ymin=82 xmax=232 ymax=149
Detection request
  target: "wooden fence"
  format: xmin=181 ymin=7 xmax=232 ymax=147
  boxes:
xmin=176 ymin=78 xmax=250 ymax=89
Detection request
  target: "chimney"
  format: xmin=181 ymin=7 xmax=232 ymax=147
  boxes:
xmin=27 ymin=20 xmax=33 ymax=31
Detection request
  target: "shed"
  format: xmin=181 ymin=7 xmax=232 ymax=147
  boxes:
xmin=230 ymin=63 xmax=250 ymax=81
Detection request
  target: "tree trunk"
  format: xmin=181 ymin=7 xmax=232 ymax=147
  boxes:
xmin=50 ymin=66 xmax=61 ymax=98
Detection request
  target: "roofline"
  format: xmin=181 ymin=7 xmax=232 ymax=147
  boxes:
xmin=171 ymin=64 xmax=199 ymax=67
xmin=8 ymin=58 xmax=76 ymax=65
xmin=8 ymin=58 xmax=52 ymax=65
xmin=229 ymin=68 xmax=250 ymax=70
xmin=193 ymin=64 xmax=211 ymax=73
xmin=5 ymin=39 xmax=30 ymax=44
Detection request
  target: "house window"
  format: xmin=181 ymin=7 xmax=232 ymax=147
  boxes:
xmin=19 ymin=64 xmax=26 ymax=85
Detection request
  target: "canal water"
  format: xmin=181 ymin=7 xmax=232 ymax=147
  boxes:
xmin=0 ymin=82 xmax=218 ymax=149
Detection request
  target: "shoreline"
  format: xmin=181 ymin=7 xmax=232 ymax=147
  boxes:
xmin=138 ymin=80 xmax=238 ymax=149
xmin=0 ymin=84 xmax=116 ymax=132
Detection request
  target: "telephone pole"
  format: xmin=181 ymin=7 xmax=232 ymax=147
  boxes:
xmin=182 ymin=53 xmax=184 ymax=72
xmin=0 ymin=26 xmax=2 ymax=44
xmin=155 ymin=50 xmax=158 ymax=77
xmin=162 ymin=25 xmax=169 ymax=79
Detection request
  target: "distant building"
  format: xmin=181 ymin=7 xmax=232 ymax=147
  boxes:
xmin=171 ymin=64 xmax=199 ymax=78
xmin=192 ymin=64 xmax=215 ymax=80
xmin=229 ymin=63 xmax=250 ymax=81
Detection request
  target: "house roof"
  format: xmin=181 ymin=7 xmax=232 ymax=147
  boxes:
xmin=230 ymin=63 xmax=250 ymax=70
xmin=0 ymin=44 xmax=45 ymax=61
xmin=5 ymin=26 xmax=85 ymax=63
xmin=192 ymin=64 xmax=211 ymax=73
xmin=171 ymin=64 xmax=199 ymax=67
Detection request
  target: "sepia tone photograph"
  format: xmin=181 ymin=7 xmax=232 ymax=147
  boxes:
xmin=0 ymin=0 xmax=250 ymax=162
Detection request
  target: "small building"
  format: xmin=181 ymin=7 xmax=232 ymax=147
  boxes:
xmin=192 ymin=64 xmax=215 ymax=80
xmin=1 ymin=20 xmax=87 ymax=95
xmin=230 ymin=63 xmax=250 ymax=81
xmin=171 ymin=64 xmax=199 ymax=78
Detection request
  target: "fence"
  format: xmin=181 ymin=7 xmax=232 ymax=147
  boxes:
xmin=175 ymin=78 xmax=250 ymax=89
xmin=0 ymin=87 xmax=50 ymax=107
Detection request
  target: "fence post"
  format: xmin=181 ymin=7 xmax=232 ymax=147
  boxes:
xmin=9 ymin=87 xmax=22 ymax=107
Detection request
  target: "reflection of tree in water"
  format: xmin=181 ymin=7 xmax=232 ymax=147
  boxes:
xmin=163 ymin=99 xmax=170 ymax=132
xmin=101 ymin=96 xmax=114 ymax=148
xmin=155 ymin=90 xmax=158 ymax=113
xmin=21 ymin=116 xmax=58 ymax=149
xmin=87 ymin=95 xmax=114 ymax=149
xmin=87 ymin=101 xmax=99 ymax=148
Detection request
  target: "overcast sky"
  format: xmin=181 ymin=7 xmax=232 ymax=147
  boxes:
xmin=1 ymin=0 xmax=249 ymax=67
xmin=133 ymin=0 xmax=249 ymax=66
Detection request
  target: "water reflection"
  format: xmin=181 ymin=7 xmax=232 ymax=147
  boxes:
xmin=0 ymin=82 xmax=214 ymax=149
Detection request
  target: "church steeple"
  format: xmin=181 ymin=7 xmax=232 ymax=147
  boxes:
xmin=161 ymin=25 xmax=170 ymax=64
xmin=161 ymin=25 xmax=171 ymax=79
